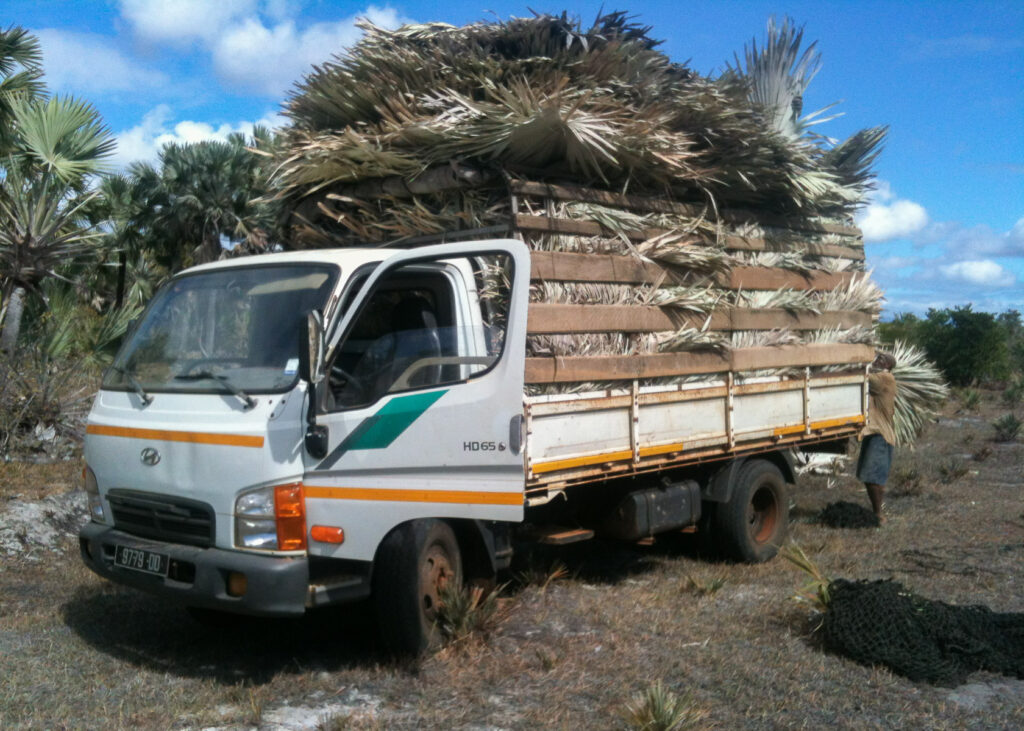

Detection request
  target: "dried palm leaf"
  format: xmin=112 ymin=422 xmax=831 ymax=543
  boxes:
xmin=888 ymin=340 xmax=949 ymax=447
xmin=528 ymin=333 xmax=660 ymax=357
xmin=647 ymin=285 xmax=722 ymax=312
xmin=816 ymin=272 xmax=883 ymax=314
xmin=637 ymin=231 xmax=732 ymax=275
xmin=730 ymin=329 xmax=801 ymax=349
xmin=733 ymin=288 xmax=818 ymax=313
xmin=531 ymin=282 xmax=652 ymax=305
xmin=805 ymin=325 xmax=876 ymax=345
xmin=656 ymin=327 xmax=724 ymax=352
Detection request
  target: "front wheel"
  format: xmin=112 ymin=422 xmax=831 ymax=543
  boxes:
xmin=714 ymin=460 xmax=788 ymax=563
xmin=373 ymin=519 xmax=462 ymax=656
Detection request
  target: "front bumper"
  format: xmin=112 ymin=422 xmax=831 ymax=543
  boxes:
xmin=80 ymin=522 xmax=312 ymax=617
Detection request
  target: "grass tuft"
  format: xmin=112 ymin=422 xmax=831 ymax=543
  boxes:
xmin=515 ymin=558 xmax=570 ymax=592
xmin=683 ymin=574 xmax=727 ymax=596
xmin=621 ymin=681 xmax=709 ymax=731
xmin=780 ymin=544 xmax=832 ymax=613
xmin=1002 ymin=379 xmax=1023 ymax=407
xmin=958 ymin=388 xmax=981 ymax=410
xmin=436 ymin=581 xmax=509 ymax=646
xmin=937 ymin=457 xmax=969 ymax=483
xmin=991 ymin=413 xmax=1022 ymax=442
xmin=888 ymin=465 xmax=923 ymax=497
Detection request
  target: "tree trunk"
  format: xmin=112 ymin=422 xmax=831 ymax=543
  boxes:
xmin=115 ymin=251 xmax=127 ymax=309
xmin=0 ymin=286 xmax=26 ymax=353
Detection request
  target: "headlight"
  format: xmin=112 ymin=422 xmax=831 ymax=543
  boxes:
xmin=234 ymin=486 xmax=277 ymax=549
xmin=234 ymin=483 xmax=306 ymax=551
xmin=83 ymin=466 xmax=104 ymax=522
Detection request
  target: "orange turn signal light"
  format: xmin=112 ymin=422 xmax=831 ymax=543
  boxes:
xmin=310 ymin=525 xmax=345 ymax=544
xmin=274 ymin=483 xmax=306 ymax=551
xmin=227 ymin=571 xmax=248 ymax=597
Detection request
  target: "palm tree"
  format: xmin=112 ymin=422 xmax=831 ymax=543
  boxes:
xmin=0 ymin=28 xmax=114 ymax=350
xmin=131 ymin=130 xmax=280 ymax=269
xmin=0 ymin=25 xmax=45 ymax=156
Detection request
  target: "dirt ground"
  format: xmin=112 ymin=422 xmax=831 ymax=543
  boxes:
xmin=1 ymin=393 xmax=1022 ymax=730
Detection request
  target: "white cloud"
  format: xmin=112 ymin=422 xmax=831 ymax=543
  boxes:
xmin=939 ymin=260 xmax=1016 ymax=288
xmin=113 ymin=105 xmax=285 ymax=167
xmin=35 ymin=28 xmax=167 ymax=95
xmin=211 ymin=6 xmax=410 ymax=96
xmin=873 ymin=256 xmax=918 ymax=270
xmin=915 ymin=216 xmax=1024 ymax=258
xmin=119 ymin=0 xmax=257 ymax=45
xmin=119 ymin=2 xmax=412 ymax=97
xmin=856 ymin=182 xmax=929 ymax=242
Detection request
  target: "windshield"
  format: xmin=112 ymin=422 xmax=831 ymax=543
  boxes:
xmin=104 ymin=263 xmax=339 ymax=395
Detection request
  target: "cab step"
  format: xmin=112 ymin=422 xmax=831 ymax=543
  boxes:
xmin=536 ymin=527 xmax=595 ymax=545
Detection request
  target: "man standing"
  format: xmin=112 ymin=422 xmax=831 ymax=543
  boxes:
xmin=857 ymin=352 xmax=897 ymax=522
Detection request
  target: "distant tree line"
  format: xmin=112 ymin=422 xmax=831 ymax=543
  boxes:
xmin=879 ymin=306 xmax=1024 ymax=387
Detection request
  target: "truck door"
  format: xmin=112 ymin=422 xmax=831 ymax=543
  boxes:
xmin=303 ymin=240 xmax=530 ymax=561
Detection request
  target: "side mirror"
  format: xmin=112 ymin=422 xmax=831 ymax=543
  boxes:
xmin=304 ymin=425 xmax=329 ymax=459
xmin=298 ymin=310 xmax=325 ymax=385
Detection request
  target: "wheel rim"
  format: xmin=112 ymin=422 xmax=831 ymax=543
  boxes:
xmin=747 ymin=484 xmax=779 ymax=544
xmin=419 ymin=543 xmax=455 ymax=620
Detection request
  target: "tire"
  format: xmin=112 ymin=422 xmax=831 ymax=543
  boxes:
xmin=372 ymin=519 xmax=462 ymax=656
xmin=714 ymin=459 xmax=788 ymax=563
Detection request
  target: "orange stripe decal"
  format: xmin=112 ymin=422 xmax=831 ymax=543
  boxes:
xmin=304 ymin=485 xmax=522 ymax=506
xmin=531 ymin=448 xmax=634 ymax=475
xmin=773 ymin=424 xmax=806 ymax=437
xmin=812 ymin=415 xmax=865 ymax=430
xmin=773 ymin=415 xmax=865 ymax=437
xmin=86 ymin=424 xmax=264 ymax=448
xmin=639 ymin=441 xmax=686 ymax=458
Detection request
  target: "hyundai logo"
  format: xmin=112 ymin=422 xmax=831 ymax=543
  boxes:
xmin=140 ymin=447 xmax=161 ymax=466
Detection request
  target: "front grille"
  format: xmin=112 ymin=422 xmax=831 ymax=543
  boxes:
xmin=107 ymin=489 xmax=215 ymax=547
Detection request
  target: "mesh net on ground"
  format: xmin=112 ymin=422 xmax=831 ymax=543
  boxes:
xmin=822 ymin=579 xmax=1024 ymax=686
xmin=818 ymin=501 xmax=879 ymax=528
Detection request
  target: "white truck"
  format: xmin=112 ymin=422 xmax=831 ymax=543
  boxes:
xmin=79 ymin=238 xmax=870 ymax=653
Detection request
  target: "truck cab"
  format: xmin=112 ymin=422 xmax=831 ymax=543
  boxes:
xmin=80 ymin=240 xmax=531 ymax=652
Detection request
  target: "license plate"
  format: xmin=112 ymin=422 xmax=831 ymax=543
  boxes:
xmin=114 ymin=545 xmax=169 ymax=576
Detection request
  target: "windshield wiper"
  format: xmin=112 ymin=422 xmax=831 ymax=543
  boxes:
xmin=111 ymin=365 xmax=153 ymax=406
xmin=175 ymin=371 xmax=257 ymax=410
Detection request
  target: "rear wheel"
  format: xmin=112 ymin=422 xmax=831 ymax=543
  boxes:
xmin=714 ymin=460 xmax=788 ymax=563
xmin=373 ymin=519 xmax=462 ymax=656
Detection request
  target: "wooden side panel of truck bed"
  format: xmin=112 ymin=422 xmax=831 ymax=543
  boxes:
xmin=524 ymin=372 xmax=866 ymax=488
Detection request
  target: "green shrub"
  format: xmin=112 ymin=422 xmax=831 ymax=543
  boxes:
xmin=1003 ymin=378 xmax=1024 ymax=406
xmin=889 ymin=465 xmax=924 ymax=496
xmin=992 ymin=414 xmax=1022 ymax=443
xmin=958 ymin=388 xmax=981 ymax=410
xmin=937 ymin=458 xmax=969 ymax=483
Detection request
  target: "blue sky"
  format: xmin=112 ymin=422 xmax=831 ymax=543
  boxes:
xmin=9 ymin=0 xmax=1024 ymax=317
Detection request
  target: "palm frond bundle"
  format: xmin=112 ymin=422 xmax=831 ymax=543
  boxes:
xmin=272 ymin=12 xmax=901 ymax=406
xmin=276 ymin=12 xmax=886 ymax=244
xmin=888 ymin=340 xmax=950 ymax=447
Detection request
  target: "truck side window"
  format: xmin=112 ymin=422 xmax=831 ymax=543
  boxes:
xmin=327 ymin=253 xmax=512 ymax=410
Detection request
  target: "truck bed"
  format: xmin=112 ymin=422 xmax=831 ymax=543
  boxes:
xmin=524 ymin=370 xmax=866 ymax=489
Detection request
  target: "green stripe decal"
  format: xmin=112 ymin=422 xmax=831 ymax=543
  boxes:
xmin=345 ymin=389 xmax=448 ymax=451
xmin=316 ymin=389 xmax=449 ymax=469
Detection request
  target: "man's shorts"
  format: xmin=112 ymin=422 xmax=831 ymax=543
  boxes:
xmin=856 ymin=433 xmax=894 ymax=485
